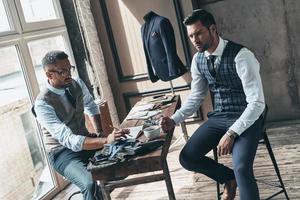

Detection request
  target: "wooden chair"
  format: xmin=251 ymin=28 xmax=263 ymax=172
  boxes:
xmin=213 ymin=105 xmax=289 ymax=200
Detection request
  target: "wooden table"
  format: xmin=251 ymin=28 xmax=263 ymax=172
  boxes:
xmin=88 ymin=95 xmax=181 ymax=200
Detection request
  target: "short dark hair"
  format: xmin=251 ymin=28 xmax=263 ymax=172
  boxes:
xmin=183 ymin=9 xmax=216 ymax=28
xmin=42 ymin=50 xmax=68 ymax=69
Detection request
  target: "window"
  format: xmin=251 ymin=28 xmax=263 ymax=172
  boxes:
xmin=0 ymin=46 xmax=25 ymax=106
xmin=20 ymin=0 xmax=59 ymax=23
xmin=0 ymin=1 xmax=73 ymax=199
xmin=28 ymin=35 xmax=72 ymax=88
xmin=21 ymin=111 xmax=44 ymax=169
xmin=15 ymin=0 xmax=64 ymax=31
xmin=0 ymin=44 xmax=53 ymax=200
xmin=0 ymin=0 xmax=11 ymax=32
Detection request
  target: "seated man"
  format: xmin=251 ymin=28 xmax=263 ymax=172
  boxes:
xmin=34 ymin=50 xmax=128 ymax=200
xmin=160 ymin=9 xmax=265 ymax=200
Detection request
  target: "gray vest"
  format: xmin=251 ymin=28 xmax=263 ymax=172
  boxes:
xmin=196 ymin=41 xmax=247 ymax=113
xmin=36 ymin=80 xmax=88 ymax=152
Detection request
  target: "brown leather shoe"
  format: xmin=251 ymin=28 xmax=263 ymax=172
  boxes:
xmin=222 ymin=179 xmax=237 ymax=200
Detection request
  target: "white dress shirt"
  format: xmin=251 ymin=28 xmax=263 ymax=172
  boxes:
xmin=171 ymin=37 xmax=265 ymax=135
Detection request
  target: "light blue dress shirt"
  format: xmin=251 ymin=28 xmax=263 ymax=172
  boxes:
xmin=35 ymin=77 xmax=99 ymax=152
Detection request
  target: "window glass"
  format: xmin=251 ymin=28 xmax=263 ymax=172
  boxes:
xmin=0 ymin=46 xmax=26 ymax=106
xmin=20 ymin=0 xmax=59 ymax=23
xmin=1 ymin=0 xmax=72 ymax=198
xmin=0 ymin=0 xmax=11 ymax=32
xmin=0 ymin=45 xmax=54 ymax=200
xmin=27 ymin=35 xmax=70 ymax=89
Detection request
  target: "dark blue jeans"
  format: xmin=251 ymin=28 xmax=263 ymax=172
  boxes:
xmin=179 ymin=112 xmax=263 ymax=200
xmin=49 ymin=148 xmax=102 ymax=200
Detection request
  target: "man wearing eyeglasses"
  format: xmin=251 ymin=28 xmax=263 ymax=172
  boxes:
xmin=34 ymin=50 xmax=128 ymax=200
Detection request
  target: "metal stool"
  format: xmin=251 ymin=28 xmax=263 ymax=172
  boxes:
xmin=213 ymin=105 xmax=289 ymax=200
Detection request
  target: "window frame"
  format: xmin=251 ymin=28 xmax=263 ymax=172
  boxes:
xmin=21 ymin=27 xmax=77 ymax=97
xmin=0 ymin=41 xmax=61 ymax=199
xmin=0 ymin=1 xmax=74 ymax=199
xmin=0 ymin=0 xmax=21 ymax=36
xmin=14 ymin=0 xmax=65 ymax=32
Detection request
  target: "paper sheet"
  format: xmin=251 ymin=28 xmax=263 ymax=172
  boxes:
xmin=130 ymin=103 xmax=155 ymax=112
xmin=127 ymin=110 xmax=161 ymax=120
xmin=125 ymin=125 xmax=143 ymax=139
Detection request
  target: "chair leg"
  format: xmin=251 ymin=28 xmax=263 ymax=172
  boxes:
xmin=263 ymin=132 xmax=289 ymax=200
xmin=180 ymin=121 xmax=189 ymax=142
xmin=98 ymin=180 xmax=111 ymax=200
xmin=213 ymin=148 xmax=221 ymax=200
xmin=67 ymin=191 xmax=81 ymax=200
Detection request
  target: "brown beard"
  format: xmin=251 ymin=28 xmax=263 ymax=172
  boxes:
xmin=197 ymin=30 xmax=214 ymax=53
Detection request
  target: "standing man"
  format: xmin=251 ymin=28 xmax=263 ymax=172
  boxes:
xmin=161 ymin=9 xmax=265 ymax=200
xmin=34 ymin=50 xmax=128 ymax=200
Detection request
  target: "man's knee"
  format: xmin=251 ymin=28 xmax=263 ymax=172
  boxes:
xmin=179 ymin=149 xmax=190 ymax=169
xmin=81 ymin=178 xmax=97 ymax=192
xmin=179 ymin=149 xmax=203 ymax=171
xmin=63 ymin=168 xmax=96 ymax=192
xmin=80 ymin=178 xmax=102 ymax=200
xmin=234 ymin=163 xmax=253 ymax=179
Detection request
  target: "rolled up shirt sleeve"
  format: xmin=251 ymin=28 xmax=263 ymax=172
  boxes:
xmin=35 ymin=99 xmax=85 ymax=152
xmin=229 ymin=48 xmax=265 ymax=135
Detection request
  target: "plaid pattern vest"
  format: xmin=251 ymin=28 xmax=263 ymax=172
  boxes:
xmin=36 ymin=80 xmax=88 ymax=152
xmin=196 ymin=41 xmax=247 ymax=113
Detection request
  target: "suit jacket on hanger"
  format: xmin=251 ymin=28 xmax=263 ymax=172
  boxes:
xmin=141 ymin=11 xmax=187 ymax=82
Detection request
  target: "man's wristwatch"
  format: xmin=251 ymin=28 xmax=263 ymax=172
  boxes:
xmin=96 ymin=131 xmax=104 ymax=137
xmin=226 ymin=130 xmax=238 ymax=140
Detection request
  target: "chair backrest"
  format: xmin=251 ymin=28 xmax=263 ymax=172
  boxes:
xmin=98 ymin=100 xmax=114 ymax=135
xmin=85 ymin=100 xmax=113 ymax=135
xmin=261 ymin=104 xmax=268 ymax=131
xmin=258 ymin=104 xmax=269 ymax=142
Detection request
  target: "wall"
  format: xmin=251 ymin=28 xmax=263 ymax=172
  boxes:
xmin=196 ymin=0 xmax=300 ymax=121
xmin=91 ymin=0 xmax=196 ymax=121
xmin=91 ymin=0 xmax=300 ymax=122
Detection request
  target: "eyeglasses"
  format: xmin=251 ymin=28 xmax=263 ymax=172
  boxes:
xmin=49 ymin=65 xmax=75 ymax=76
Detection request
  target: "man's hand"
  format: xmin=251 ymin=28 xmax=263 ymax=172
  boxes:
xmin=160 ymin=116 xmax=175 ymax=132
xmin=106 ymin=128 xmax=129 ymax=144
xmin=217 ymin=134 xmax=234 ymax=156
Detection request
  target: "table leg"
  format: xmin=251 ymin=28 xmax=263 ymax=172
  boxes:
xmin=169 ymin=121 xmax=189 ymax=151
xmin=98 ymin=180 xmax=111 ymax=200
xmin=180 ymin=121 xmax=189 ymax=141
xmin=162 ymin=160 xmax=176 ymax=200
